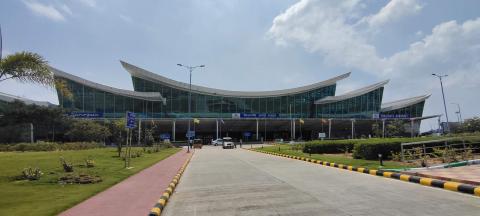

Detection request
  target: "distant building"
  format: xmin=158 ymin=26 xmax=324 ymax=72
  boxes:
xmin=50 ymin=61 xmax=436 ymax=141
xmin=0 ymin=92 xmax=55 ymax=107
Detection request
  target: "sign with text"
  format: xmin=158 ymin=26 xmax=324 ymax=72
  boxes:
xmin=232 ymin=113 xmax=280 ymax=119
xmin=372 ymin=113 xmax=410 ymax=119
xmin=70 ymin=112 xmax=103 ymax=118
xmin=186 ymin=131 xmax=195 ymax=138
xmin=318 ymin=133 xmax=326 ymax=138
xmin=243 ymin=132 xmax=252 ymax=137
xmin=126 ymin=111 xmax=136 ymax=129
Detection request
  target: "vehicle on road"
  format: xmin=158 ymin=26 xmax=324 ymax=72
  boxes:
xmin=222 ymin=137 xmax=235 ymax=149
xmin=212 ymin=139 xmax=223 ymax=146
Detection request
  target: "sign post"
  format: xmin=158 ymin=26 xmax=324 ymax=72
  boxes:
xmin=125 ymin=111 xmax=136 ymax=168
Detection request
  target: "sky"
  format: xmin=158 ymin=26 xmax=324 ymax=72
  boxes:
xmin=1 ymin=0 xmax=480 ymax=132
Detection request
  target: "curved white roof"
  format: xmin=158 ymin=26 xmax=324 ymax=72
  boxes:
xmin=121 ymin=61 xmax=350 ymax=98
xmin=381 ymin=94 xmax=430 ymax=112
xmin=314 ymin=80 xmax=389 ymax=105
xmin=50 ymin=67 xmax=166 ymax=103
xmin=0 ymin=92 xmax=55 ymax=107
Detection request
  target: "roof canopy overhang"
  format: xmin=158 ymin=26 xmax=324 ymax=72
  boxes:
xmin=50 ymin=67 xmax=166 ymax=103
xmin=314 ymin=80 xmax=389 ymax=105
xmin=380 ymin=94 xmax=431 ymax=112
xmin=121 ymin=61 xmax=350 ymax=98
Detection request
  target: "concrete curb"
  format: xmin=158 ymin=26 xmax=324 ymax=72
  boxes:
xmin=246 ymin=148 xmax=480 ymax=197
xmin=148 ymin=152 xmax=193 ymax=216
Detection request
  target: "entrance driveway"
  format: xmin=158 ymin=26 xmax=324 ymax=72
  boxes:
xmin=162 ymin=146 xmax=479 ymax=216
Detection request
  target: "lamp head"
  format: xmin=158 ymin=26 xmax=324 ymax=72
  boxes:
xmin=177 ymin=64 xmax=183 ymax=67
xmin=200 ymin=65 xmax=205 ymax=67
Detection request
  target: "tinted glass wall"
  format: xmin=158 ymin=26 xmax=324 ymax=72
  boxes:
xmin=132 ymin=76 xmax=336 ymax=118
xmin=56 ymin=78 xmax=165 ymax=118
xmin=315 ymin=88 xmax=384 ymax=119
xmin=381 ymin=101 xmax=425 ymax=118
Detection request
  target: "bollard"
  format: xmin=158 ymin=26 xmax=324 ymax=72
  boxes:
xmin=378 ymin=154 xmax=383 ymax=166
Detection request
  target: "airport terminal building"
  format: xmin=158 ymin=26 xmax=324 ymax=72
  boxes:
xmin=50 ymin=61 xmax=434 ymax=141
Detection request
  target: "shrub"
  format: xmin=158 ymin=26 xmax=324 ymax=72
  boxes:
xmin=60 ymin=157 xmax=74 ymax=172
xmin=303 ymin=140 xmax=356 ymax=154
xmin=85 ymin=157 xmax=95 ymax=168
xmin=21 ymin=167 xmax=43 ymax=180
xmin=0 ymin=142 xmax=102 ymax=152
xmin=353 ymin=142 xmax=402 ymax=160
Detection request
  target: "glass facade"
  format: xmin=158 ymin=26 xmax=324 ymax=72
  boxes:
xmin=56 ymin=78 xmax=165 ymax=118
xmin=131 ymin=76 xmax=336 ymax=118
xmin=380 ymin=101 xmax=425 ymax=118
xmin=315 ymin=87 xmax=384 ymax=119
xmin=55 ymin=73 xmax=423 ymax=120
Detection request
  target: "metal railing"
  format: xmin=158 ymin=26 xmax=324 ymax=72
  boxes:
xmin=400 ymin=137 xmax=480 ymax=163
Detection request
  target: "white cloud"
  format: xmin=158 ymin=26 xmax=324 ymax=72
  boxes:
xmin=22 ymin=0 xmax=66 ymax=22
xmin=78 ymin=0 xmax=97 ymax=8
xmin=119 ymin=14 xmax=133 ymax=23
xmin=60 ymin=4 xmax=73 ymax=16
xmin=268 ymin=0 xmax=480 ymax=123
xmin=361 ymin=0 xmax=423 ymax=28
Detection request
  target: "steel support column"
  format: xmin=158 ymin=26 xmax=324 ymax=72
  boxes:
xmin=382 ymin=119 xmax=386 ymax=138
xmin=256 ymin=119 xmax=259 ymax=140
xmin=172 ymin=120 xmax=176 ymax=141
xmin=351 ymin=119 xmax=355 ymax=139
xmin=328 ymin=119 xmax=332 ymax=139
xmin=216 ymin=119 xmax=219 ymax=140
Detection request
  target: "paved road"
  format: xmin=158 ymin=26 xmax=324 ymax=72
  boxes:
xmin=162 ymin=147 xmax=479 ymax=216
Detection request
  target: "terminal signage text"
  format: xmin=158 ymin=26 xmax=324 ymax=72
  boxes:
xmin=70 ymin=112 xmax=103 ymax=118
xmin=372 ymin=113 xmax=410 ymax=119
xmin=232 ymin=113 xmax=280 ymax=119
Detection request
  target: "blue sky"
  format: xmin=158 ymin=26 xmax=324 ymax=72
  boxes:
xmin=1 ymin=0 xmax=480 ymax=132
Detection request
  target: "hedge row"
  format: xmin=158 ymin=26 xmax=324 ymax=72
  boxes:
xmin=303 ymin=136 xmax=480 ymax=160
xmin=0 ymin=142 xmax=103 ymax=152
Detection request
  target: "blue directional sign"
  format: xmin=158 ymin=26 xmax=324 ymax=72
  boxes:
xmin=243 ymin=132 xmax=252 ymax=137
xmin=160 ymin=133 xmax=171 ymax=140
xmin=186 ymin=131 xmax=195 ymax=138
xmin=126 ymin=111 xmax=136 ymax=129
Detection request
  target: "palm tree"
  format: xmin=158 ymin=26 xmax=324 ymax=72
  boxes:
xmin=0 ymin=51 xmax=54 ymax=86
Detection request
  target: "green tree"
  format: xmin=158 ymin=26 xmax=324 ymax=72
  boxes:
xmin=371 ymin=122 xmax=383 ymax=137
xmin=461 ymin=117 xmax=480 ymax=133
xmin=66 ymin=119 xmax=110 ymax=142
xmin=386 ymin=120 xmax=406 ymax=137
xmin=107 ymin=119 xmax=127 ymax=157
xmin=0 ymin=52 xmax=53 ymax=86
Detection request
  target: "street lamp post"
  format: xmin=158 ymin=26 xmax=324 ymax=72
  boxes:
xmin=451 ymin=103 xmax=463 ymax=123
xmin=432 ymin=74 xmax=450 ymax=133
xmin=177 ymin=64 xmax=205 ymax=153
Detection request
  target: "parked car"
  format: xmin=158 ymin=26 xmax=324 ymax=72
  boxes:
xmin=212 ymin=138 xmax=223 ymax=146
xmin=222 ymin=137 xmax=235 ymax=149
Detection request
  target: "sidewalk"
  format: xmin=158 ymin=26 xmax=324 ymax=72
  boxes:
xmin=404 ymin=164 xmax=480 ymax=186
xmin=60 ymin=148 xmax=191 ymax=216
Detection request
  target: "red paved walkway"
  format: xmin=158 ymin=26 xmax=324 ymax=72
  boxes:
xmin=60 ymin=149 xmax=191 ymax=216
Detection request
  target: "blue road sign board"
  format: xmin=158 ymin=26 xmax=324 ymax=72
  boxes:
xmin=243 ymin=132 xmax=252 ymax=137
xmin=70 ymin=112 xmax=103 ymax=118
xmin=186 ymin=131 xmax=195 ymax=138
xmin=232 ymin=113 xmax=280 ymax=119
xmin=126 ymin=111 xmax=136 ymax=129
xmin=160 ymin=133 xmax=171 ymax=140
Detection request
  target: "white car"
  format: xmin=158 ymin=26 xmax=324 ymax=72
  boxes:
xmin=222 ymin=137 xmax=235 ymax=149
xmin=212 ymin=139 xmax=222 ymax=146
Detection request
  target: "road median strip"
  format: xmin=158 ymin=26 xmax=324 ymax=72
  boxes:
xmin=148 ymin=152 xmax=193 ymax=216
xmin=246 ymin=148 xmax=480 ymax=197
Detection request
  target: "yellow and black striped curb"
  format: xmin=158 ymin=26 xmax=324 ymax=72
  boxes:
xmin=148 ymin=153 xmax=193 ymax=216
xmin=246 ymin=148 xmax=480 ymax=197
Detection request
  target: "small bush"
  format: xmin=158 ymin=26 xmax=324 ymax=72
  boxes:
xmin=303 ymin=140 xmax=356 ymax=154
xmin=85 ymin=157 xmax=95 ymax=168
xmin=60 ymin=157 xmax=74 ymax=172
xmin=21 ymin=167 xmax=43 ymax=180
xmin=0 ymin=142 xmax=102 ymax=152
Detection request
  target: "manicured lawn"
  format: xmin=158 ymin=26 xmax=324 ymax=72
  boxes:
xmin=0 ymin=147 xmax=180 ymax=216
xmin=258 ymin=145 xmax=411 ymax=169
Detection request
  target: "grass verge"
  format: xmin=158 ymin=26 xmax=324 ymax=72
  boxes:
xmin=258 ymin=145 xmax=411 ymax=169
xmin=0 ymin=147 xmax=180 ymax=216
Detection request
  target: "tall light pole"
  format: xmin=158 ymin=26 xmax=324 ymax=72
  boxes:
xmin=432 ymin=74 xmax=449 ymax=133
xmin=451 ymin=103 xmax=462 ymax=123
xmin=177 ymin=63 xmax=205 ymax=153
